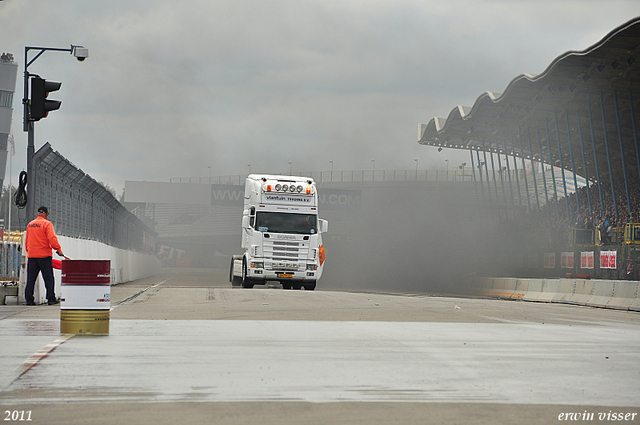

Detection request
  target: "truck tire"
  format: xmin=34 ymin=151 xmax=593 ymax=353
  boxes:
xmin=230 ymin=258 xmax=242 ymax=287
xmin=282 ymin=282 xmax=292 ymax=290
xmin=303 ymin=281 xmax=316 ymax=291
xmin=242 ymin=259 xmax=254 ymax=289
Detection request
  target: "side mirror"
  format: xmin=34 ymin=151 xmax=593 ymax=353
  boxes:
xmin=319 ymin=219 xmax=328 ymax=233
xmin=241 ymin=216 xmax=251 ymax=228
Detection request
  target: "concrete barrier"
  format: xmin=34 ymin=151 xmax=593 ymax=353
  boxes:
xmin=551 ymin=279 xmax=575 ymax=304
xmin=586 ymin=279 xmax=616 ymax=308
xmin=511 ymin=279 xmax=528 ymax=300
xmin=0 ymin=284 xmax=18 ymax=305
xmin=523 ymin=279 xmax=545 ymax=302
xmin=480 ymin=276 xmax=640 ymax=312
xmin=630 ymin=291 xmax=640 ymax=312
xmin=487 ymin=277 xmax=502 ymax=297
xmin=538 ymin=279 xmax=559 ymax=302
xmin=608 ymin=281 xmax=640 ymax=310
xmin=493 ymin=278 xmax=518 ymax=299
xmin=477 ymin=277 xmax=526 ymax=300
xmin=567 ymin=280 xmax=595 ymax=306
xmin=487 ymin=278 xmax=504 ymax=297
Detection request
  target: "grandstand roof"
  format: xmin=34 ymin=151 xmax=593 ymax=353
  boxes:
xmin=418 ymin=17 xmax=640 ymax=183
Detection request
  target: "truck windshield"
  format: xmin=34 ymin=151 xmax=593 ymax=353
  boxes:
xmin=255 ymin=212 xmax=318 ymax=235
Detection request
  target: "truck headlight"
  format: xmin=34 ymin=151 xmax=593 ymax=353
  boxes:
xmin=306 ymin=264 xmax=317 ymax=271
xmin=251 ymin=261 xmax=264 ymax=269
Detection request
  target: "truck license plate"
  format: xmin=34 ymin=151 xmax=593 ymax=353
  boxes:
xmin=277 ymin=273 xmax=293 ymax=278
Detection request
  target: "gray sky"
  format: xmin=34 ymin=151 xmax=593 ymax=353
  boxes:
xmin=1 ymin=0 xmax=639 ymax=194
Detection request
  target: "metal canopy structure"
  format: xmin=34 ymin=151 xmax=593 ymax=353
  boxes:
xmin=418 ymin=17 xmax=640 ymax=216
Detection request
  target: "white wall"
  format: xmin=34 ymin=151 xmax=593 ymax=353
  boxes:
xmin=19 ymin=235 xmax=161 ymax=305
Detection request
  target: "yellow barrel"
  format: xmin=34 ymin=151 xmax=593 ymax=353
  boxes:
xmin=60 ymin=260 xmax=111 ymax=336
xmin=60 ymin=309 xmax=110 ymax=335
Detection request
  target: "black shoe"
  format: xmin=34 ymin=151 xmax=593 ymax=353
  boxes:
xmin=48 ymin=299 xmax=60 ymax=305
xmin=26 ymin=301 xmax=36 ymax=306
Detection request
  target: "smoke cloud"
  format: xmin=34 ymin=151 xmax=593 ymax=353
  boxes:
xmin=1 ymin=1 xmax=637 ymax=194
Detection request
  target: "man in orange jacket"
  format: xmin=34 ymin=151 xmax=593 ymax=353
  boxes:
xmin=25 ymin=206 xmax=64 ymax=306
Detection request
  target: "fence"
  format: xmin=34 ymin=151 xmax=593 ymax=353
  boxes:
xmin=0 ymin=241 xmax=20 ymax=279
xmin=170 ymin=168 xmax=479 ymax=185
xmin=33 ymin=143 xmax=156 ymax=253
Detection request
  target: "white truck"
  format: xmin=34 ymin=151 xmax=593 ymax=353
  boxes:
xmin=229 ymin=174 xmax=328 ymax=290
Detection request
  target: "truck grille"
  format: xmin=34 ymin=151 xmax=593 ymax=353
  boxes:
xmin=264 ymin=240 xmax=309 ymax=261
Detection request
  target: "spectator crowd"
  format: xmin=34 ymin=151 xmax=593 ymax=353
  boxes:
xmin=495 ymin=174 xmax=639 ymax=251
xmin=531 ymin=177 xmax=640 ymax=248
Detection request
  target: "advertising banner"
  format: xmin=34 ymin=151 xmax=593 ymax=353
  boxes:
xmin=561 ymin=252 xmax=574 ymax=269
xmin=600 ymin=251 xmax=617 ymax=269
xmin=580 ymin=251 xmax=594 ymax=269
xmin=544 ymin=252 xmax=556 ymax=269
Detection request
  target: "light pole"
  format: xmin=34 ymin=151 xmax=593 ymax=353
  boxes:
xmin=371 ymin=159 xmax=375 ymax=180
xmin=247 ymin=164 xmax=251 ymax=175
xmin=288 ymin=161 xmax=292 ymax=175
xmin=23 ymin=44 xmax=87 ymax=221
xmin=329 ymin=160 xmax=333 ymax=182
xmin=414 ymin=158 xmax=418 ymax=179
xmin=459 ymin=162 xmax=467 ymax=181
xmin=445 ymin=159 xmax=449 ymax=181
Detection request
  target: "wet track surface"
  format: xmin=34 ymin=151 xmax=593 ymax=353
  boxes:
xmin=2 ymin=319 xmax=639 ymax=406
xmin=1 ymin=268 xmax=639 ymax=424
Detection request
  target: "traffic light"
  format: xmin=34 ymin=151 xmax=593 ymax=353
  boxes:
xmin=30 ymin=76 xmax=62 ymax=121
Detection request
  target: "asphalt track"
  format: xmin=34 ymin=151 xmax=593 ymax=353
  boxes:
xmin=0 ymin=268 xmax=639 ymax=425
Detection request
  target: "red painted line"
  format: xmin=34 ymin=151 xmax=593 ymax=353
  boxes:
xmin=18 ymin=335 xmax=74 ymax=378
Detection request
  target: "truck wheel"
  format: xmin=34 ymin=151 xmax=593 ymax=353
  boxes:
xmin=282 ymin=282 xmax=292 ymax=290
xmin=292 ymin=282 xmax=302 ymax=290
xmin=303 ymin=282 xmax=316 ymax=291
xmin=230 ymin=258 xmax=241 ymax=287
xmin=242 ymin=260 xmax=254 ymax=289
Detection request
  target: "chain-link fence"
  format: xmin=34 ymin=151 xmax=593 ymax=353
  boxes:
xmin=33 ymin=143 xmax=155 ymax=253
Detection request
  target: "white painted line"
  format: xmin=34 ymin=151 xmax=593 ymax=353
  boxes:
xmin=111 ymin=279 xmax=168 ymax=310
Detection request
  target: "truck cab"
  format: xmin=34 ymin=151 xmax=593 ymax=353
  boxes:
xmin=230 ymin=175 xmax=328 ymax=290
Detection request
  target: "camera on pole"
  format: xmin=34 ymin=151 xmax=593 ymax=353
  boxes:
xmin=30 ymin=76 xmax=62 ymax=121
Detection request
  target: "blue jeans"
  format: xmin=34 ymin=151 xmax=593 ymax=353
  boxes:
xmin=25 ymin=257 xmax=55 ymax=303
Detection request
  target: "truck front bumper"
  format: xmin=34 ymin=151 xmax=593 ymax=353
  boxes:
xmin=247 ymin=268 xmax=316 ymax=282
